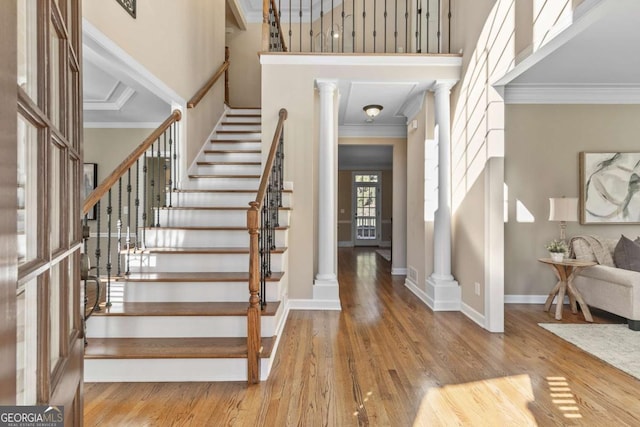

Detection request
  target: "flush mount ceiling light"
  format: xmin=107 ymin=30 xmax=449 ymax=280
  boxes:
xmin=363 ymin=104 xmax=383 ymax=119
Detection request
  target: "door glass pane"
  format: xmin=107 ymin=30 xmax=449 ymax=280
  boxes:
xmin=16 ymin=277 xmax=38 ymax=405
xmin=50 ymin=22 xmax=62 ymax=129
xmin=17 ymin=0 xmax=38 ymax=100
xmin=50 ymin=263 xmax=62 ymax=371
xmin=50 ymin=144 xmax=62 ymax=251
xmin=17 ymin=114 xmax=39 ymax=266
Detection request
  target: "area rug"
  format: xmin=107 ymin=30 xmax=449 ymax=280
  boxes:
xmin=375 ymin=249 xmax=391 ymax=261
xmin=539 ymin=323 xmax=640 ymax=380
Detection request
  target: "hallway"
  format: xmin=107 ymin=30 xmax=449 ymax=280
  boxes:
xmin=85 ymin=248 xmax=640 ymax=426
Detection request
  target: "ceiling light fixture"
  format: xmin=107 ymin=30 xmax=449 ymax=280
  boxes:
xmin=363 ymin=104 xmax=383 ymax=119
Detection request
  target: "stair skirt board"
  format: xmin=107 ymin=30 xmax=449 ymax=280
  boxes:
xmin=84 ymin=357 xmax=273 ymax=382
xmin=85 ymin=308 xmax=283 ymax=339
xmin=142 ymin=228 xmax=287 ymax=248
xmin=123 ymin=279 xmax=284 ymax=303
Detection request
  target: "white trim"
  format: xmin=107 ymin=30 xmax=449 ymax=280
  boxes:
xmin=260 ymin=54 xmax=463 ymax=68
xmin=425 ymin=276 xmax=461 ymax=311
xmin=461 ymin=302 xmax=486 ymax=329
xmin=339 ymin=124 xmax=407 ymax=138
xmin=484 ymin=157 xmax=504 ymax=332
xmin=391 ymin=267 xmax=407 ymax=275
xmin=84 ymin=86 xmax=136 ymax=111
xmin=338 ymin=241 xmax=354 ymax=247
xmin=288 ymin=299 xmax=342 ymax=310
xmin=84 ymin=122 xmax=163 ymax=129
xmin=404 ymin=277 xmax=433 ymax=309
xmin=504 ymin=84 xmax=640 ymax=104
xmin=505 ymin=294 xmax=569 ymax=304
xmin=261 ymin=298 xmax=291 ymax=380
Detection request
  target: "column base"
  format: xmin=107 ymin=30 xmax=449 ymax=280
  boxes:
xmin=313 ymin=279 xmax=341 ymax=310
xmin=426 ymin=275 xmax=461 ymax=311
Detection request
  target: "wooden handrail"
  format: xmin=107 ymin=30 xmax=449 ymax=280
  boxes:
xmin=269 ymin=0 xmax=288 ymax=52
xmin=82 ymin=109 xmax=182 ymax=216
xmin=187 ymin=59 xmax=230 ymax=109
xmin=254 ymin=108 xmax=288 ymax=207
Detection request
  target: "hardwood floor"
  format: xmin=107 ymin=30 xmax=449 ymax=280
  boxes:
xmin=84 ymin=247 xmax=640 ymax=426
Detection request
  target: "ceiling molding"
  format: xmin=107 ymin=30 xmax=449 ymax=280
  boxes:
xmin=398 ymin=90 xmax=426 ymax=122
xmin=84 ymin=85 xmax=137 ymax=111
xmin=504 ymin=84 xmax=640 ymax=104
xmin=339 ymin=124 xmax=407 ymax=138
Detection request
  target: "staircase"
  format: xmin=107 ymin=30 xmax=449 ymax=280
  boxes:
xmin=84 ymin=108 xmax=290 ymax=382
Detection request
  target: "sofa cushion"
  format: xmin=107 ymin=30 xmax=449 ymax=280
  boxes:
xmin=614 ymin=235 xmax=640 ymax=272
xmin=578 ymin=264 xmax=640 ymax=288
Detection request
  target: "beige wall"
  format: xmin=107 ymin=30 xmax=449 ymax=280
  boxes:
xmin=83 ymin=0 xmax=226 ymax=166
xmin=505 ymin=104 xmax=640 ymax=296
xmin=337 ymin=169 xmax=393 ymax=245
xmin=226 ymin=23 xmax=262 ymax=107
xmin=84 ymin=128 xmax=151 ymax=184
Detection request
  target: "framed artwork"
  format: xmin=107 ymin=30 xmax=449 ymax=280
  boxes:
xmin=116 ymin=0 xmax=136 ymax=18
xmin=83 ymin=163 xmax=98 ymax=220
xmin=580 ymin=152 xmax=640 ymax=224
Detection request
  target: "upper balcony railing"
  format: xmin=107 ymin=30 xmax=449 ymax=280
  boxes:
xmin=264 ymin=0 xmax=451 ymax=54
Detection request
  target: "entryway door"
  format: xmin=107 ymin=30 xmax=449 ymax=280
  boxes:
xmin=353 ymin=172 xmax=381 ymax=246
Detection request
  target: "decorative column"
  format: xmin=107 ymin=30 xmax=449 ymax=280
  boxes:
xmin=426 ymin=81 xmax=460 ymax=311
xmin=314 ymin=79 xmax=340 ymax=307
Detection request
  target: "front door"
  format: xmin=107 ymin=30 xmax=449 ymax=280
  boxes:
xmin=7 ymin=0 xmax=84 ymax=423
xmin=353 ymin=172 xmax=381 ymax=246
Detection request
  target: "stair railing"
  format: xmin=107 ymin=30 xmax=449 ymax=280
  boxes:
xmin=81 ymin=110 xmax=182 ymax=319
xmin=187 ymin=47 xmax=230 ymax=108
xmin=247 ymin=108 xmax=288 ymax=384
xmin=263 ymin=0 xmax=451 ymax=53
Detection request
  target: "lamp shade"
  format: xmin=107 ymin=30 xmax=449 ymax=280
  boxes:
xmin=549 ymin=197 xmax=578 ymax=222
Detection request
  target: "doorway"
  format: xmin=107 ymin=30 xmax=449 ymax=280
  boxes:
xmin=352 ymin=172 xmax=381 ymax=246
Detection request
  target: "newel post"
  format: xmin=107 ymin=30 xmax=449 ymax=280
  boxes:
xmin=247 ymin=201 xmax=262 ymax=384
xmin=261 ymin=0 xmax=270 ymax=52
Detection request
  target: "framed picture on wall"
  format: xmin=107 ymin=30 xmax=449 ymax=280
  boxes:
xmin=115 ymin=0 xmax=136 ymax=18
xmin=580 ymin=152 xmax=640 ymax=224
xmin=83 ymin=163 xmax=98 ymax=220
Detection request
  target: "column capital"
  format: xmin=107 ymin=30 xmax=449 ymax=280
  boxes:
xmin=432 ymin=80 xmax=456 ymax=94
xmin=315 ymin=79 xmax=338 ymax=93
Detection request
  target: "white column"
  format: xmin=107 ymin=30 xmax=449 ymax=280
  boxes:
xmin=426 ymin=81 xmax=460 ymax=311
xmin=314 ymin=79 xmax=340 ymax=303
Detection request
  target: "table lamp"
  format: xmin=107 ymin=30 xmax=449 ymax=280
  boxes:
xmin=549 ymin=197 xmax=578 ymax=241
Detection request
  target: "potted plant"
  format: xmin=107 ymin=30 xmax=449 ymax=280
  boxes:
xmin=546 ymin=239 xmax=568 ymax=262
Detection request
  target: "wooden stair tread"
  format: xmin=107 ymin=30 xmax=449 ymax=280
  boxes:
xmin=141 ymin=226 xmax=288 ymax=231
xmin=210 ymin=139 xmax=261 ymax=143
xmin=196 ymin=161 xmax=261 ymax=165
xmin=119 ymin=271 xmax=284 ymax=282
xmin=188 ymin=174 xmax=260 ymax=178
xmin=215 ymin=130 xmax=260 ymax=134
xmin=221 ymin=122 xmax=261 ymax=126
xmin=154 ymin=206 xmax=291 ymax=210
xmin=226 ymin=114 xmax=260 ymax=118
xmin=91 ymin=301 xmax=281 ymax=317
xmin=173 ymin=188 xmax=292 ymax=194
xmin=85 ymin=336 xmax=275 ymax=359
xmin=128 ymin=247 xmax=288 ymax=254
xmin=204 ymin=149 xmax=261 ymax=154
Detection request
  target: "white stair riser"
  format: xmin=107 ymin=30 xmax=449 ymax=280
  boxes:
xmin=122 ymin=280 xmax=283 ymax=303
xmin=224 ymin=116 xmax=261 ymax=123
xmin=174 ymin=192 xmax=291 ymax=207
xmin=213 ymin=132 xmax=261 ymax=140
xmin=218 ymin=124 xmax=261 ymax=132
xmin=84 ymin=357 xmax=272 ymax=382
xmin=193 ymin=164 xmax=261 ymax=176
xmin=144 ymin=228 xmax=288 ymax=248
xmin=86 ymin=314 xmax=278 ymax=338
xmin=202 ymin=152 xmax=261 ymax=163
xmin=127 ymin=252 xmax=286 ymax=272
xmin=157 ymin=209 xmax=290 ymax=227
xmin=208 ymin=142 xmax=261 ymax=151
xmin=182 ymin=177 xmax=260 ymax=190
xmin=228 ymin=108 xmax=260 ymax=115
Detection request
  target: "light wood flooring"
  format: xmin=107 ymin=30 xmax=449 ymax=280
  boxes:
xmin=84 ymin=247 xmax=640 ymax=426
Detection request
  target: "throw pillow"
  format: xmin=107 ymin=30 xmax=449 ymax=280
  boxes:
xmin=613 ymin=235 xmax=640 ymax=272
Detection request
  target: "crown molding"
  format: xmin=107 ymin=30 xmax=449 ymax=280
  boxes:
xmin=339 ymin=124 xmax=407 ymax=138
xmin=504 ymin=84 xmax=640 ymax=104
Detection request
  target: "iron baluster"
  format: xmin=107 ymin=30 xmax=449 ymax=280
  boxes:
xmin=168 ymin=126 xmax=173 ymax=207
xmin=156 ymin=139 xmax=162 ymax=226
xmin=426 ymin=0 xmax=430 ymax=52
xmin=331 ymin=0 xmax=334 ymax=52
xmin=289 ymin=0 xmax=292 ymax=50
xmin=352 ymin=0 xmax=355 ymax=52
xmin=405 ymin=0 xmax=408 ymax=52
xmin=126 ymin=169 xmax=132 ymax=275
xmin=448 ymin=0 xmax=451 ymax=53
xmin=142 ymin=150 xmax=148 ymax=245
xmin=341 ymin=2 xmax=345 ymax=52
xmin=373 ymin=0 xmax=377 ymax=52
xmin=163 ymin=131 xmax=168 ymax=208
xmin=395 ymin=0 xmax=398 ymax=52
xmin=417 ymin=0 xmax=422 ymax=53
xmin=106 ymin=189 xmax=112 ymax=307
xmin=362 ymin=0 xmax=366 ymax=52
xmin=149 ymin=142 xmax=155 ymax=228
xmin=310 ymin=0 xmax=313 ymax=52
xmin=437 ymin=0 xmax=441 ymax=53
xmin=384 ymin=0 xmax=388 ymax=52
xmin=135 ymin=159 xmax=141 ymax=250
xmin=299 ymin=0 xmax=302 ymax=51
xmin=94 ymin=200 xmax=101 ymax=307
xmin=320 ymin=0 xmax=323 ymax=52
xmin=117 ymin=177 xmax=122 ymax=276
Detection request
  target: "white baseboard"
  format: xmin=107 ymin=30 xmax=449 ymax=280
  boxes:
xmin=404 ymin=277 xmax=433 ymax=309
xmin=288 ymin=299 xmax=342 ymax=310
xmin=391 ymin=267 xmax=407 ymax=276
xmin=461 ymin=302 xmax=485 ymax=328
xmin=338 ymin=241 xmax=354 ymax=247
xmin=505 ymin=294 xmax=568 ymax=304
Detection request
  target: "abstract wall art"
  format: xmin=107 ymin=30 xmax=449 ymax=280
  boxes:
xmin=580 ymin=152 xmax=640 ymax=224
xmin=116 ymin=0 xmax=136 ymax=18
